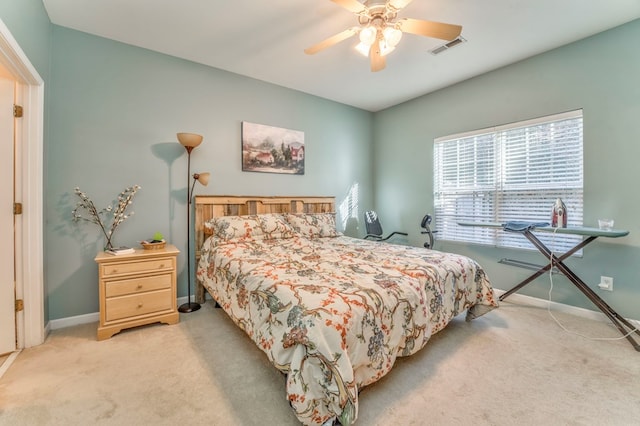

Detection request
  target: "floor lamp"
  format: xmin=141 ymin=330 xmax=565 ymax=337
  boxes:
xmin=177 ymin=132 xmax=209 ymax=313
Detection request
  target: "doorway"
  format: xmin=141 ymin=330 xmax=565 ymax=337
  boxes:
xmin=0 ymin=18 xmax=45 ymax=353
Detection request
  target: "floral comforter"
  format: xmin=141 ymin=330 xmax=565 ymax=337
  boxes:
xmin=197 ymin=234 xmax=497 ymax=425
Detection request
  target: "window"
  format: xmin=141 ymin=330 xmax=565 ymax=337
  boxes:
xmin=434 ymin=110 xmax=583 ymax=252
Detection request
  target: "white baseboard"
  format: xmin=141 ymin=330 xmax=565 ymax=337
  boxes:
xmin=494 ymin=289 xmax=640 ymax=327
xmin=49 ymin=312 xmax=100 ymax=330
xmin=48 ymin=296 xmax=197 ymax=330
xmin=46 ymin=292 xmax=639 ymax=331
xmin=0 ymin=350 xmax=21 ymax=379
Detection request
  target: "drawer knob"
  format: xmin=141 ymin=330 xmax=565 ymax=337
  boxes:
xmin=137 ymin=284 xmax=143 ymax=290
xmin=159 ymin=264 xmax=165 ymax=268
xmin=138 ymin=303 xmax=143 ymax=308
xmin=111 ymin=269 xmax=118 ymax=274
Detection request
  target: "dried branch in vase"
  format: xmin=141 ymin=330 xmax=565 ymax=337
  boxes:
xmin=72 ymin=185 xmax=141 ymax=250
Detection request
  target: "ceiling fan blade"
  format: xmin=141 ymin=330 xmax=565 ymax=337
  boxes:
xmin=388 ymin=0 xmax=415 ymax=11
xmin=331 ymin=0 xmax=367 ymax=13
xmin=398 ymin=18 xmax=462 ymax=41
xmin=369 ymin=39 xmax=386 ymax=72
xmin=304 ymin=27 xmax=358 ymax=55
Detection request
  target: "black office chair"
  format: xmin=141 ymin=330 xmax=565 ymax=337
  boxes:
xmin=364 ymin=211 xmax=408 ymax=242
xmin=421 ymin=214 xmax=436 ymax=249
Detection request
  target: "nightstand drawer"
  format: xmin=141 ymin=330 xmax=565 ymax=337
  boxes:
xmin=102 ymin=258 xmax=173 ymax=277
xmin=105 ymin=289 xmax=173 ymax=322
xmin=105 ymin=274 xmax=172 ymax=298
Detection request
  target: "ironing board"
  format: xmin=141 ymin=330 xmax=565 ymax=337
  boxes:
xmin=458 ymin=221 xmax=639 ymax=351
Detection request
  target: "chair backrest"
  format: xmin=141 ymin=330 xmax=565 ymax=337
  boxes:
xmin=364 ymin=211 xmax=383 ymax=236
xmin=421 ymin=214 xmax=434 ymax=249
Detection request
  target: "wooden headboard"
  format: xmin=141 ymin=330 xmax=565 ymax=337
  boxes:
xmin=193 ymin=195 xmax=335 ymax=303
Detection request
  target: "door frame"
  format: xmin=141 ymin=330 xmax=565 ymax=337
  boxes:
xmin=0 ymin=19 xmax=45 ymax=348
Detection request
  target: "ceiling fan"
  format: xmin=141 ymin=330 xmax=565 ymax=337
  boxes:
xmin=304 ymin=0 xmax=462 ymax=72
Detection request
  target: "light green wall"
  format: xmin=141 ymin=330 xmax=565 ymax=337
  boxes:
xmin=373 ymin=19 xmax=640 ymax=320
xmin=45 ymin=26 xmax=373 ymax=320
xmin=0 ymin=0 xmax=52 ymax=80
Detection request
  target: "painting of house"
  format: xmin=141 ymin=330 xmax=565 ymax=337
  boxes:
xmin=241 ymin=121 xmax=304 ymax=174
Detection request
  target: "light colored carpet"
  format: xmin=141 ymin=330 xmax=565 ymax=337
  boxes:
xmin=1 ymin=301 xmax=639 ymax=425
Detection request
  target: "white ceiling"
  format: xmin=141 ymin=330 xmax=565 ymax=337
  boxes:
xmin=43 ymin=0 xmax=640 ymax=112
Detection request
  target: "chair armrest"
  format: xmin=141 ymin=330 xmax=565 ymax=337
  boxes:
xmin=379 ymin=231 xmax=408 ymax=241
xmin=389 ymin=232 xmax=408 ymax=237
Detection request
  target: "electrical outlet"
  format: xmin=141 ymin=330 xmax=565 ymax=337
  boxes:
xmin=598 ymin=276 xmax=613 ymax=291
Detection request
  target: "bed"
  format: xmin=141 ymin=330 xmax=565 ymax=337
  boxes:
xmin=194 ymin=196 xmax=498 ymax=426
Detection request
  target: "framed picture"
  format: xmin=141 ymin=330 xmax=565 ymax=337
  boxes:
xmin=242 ymin=121 xmax=305 ymax=175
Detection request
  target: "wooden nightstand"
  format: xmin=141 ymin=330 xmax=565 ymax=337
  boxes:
xmin=94 ymin=244 xmax=180 ymax=340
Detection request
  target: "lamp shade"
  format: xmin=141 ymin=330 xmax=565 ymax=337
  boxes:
xmin=379 ymin=41 xmax=395 ymax=57
xmin=359 ymin=26 xmax=376 ymax=46
xmin=383 ymin=27 xmax=402 ymax=47
xmin=355 ymin=42 xmax=371 ymax=57
xmin=177 ymin=132 xmax=203 ymax=148
xmin=194 ymin=172 xmax=210 ymax=186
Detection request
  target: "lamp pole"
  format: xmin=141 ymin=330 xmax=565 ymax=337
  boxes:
xmin=176 ymin=132 xmax=206 ymax=313
xmin=178 ymin=148 xmax=200 ymax=313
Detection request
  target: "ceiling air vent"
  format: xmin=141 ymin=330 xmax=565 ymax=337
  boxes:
xmin=429 ymin=36 xmax=466 ymax=55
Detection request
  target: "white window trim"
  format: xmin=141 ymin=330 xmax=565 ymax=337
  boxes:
xmin=435 ymin=110 xmax=583 ymax=143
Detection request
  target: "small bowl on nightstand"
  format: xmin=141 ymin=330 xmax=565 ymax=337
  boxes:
xmin=140 ymin=239 xmax=166 ymax=250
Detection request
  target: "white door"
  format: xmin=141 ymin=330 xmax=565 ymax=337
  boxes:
xmin=0 ymin=72 xmax=16 ymax=355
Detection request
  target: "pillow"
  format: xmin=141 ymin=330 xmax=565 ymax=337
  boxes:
xmin=204 ymin=215 xmax=263 ymax=245
xmin=256 ymin=213 xmax=296 ymax=240
xmin=284 ymin=213 xmax=341 ymax=239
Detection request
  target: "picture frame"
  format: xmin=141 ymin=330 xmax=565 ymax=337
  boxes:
xmin=241 ymin=121 xmax=305 ymax=175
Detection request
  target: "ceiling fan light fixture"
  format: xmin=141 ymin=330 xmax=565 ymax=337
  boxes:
xmin=359 ymin=26 xmax=377 ymax=45
xmin=355 ymin=42 xmax=371 ymax=57
xmin=304 ymin=0 xmax=463 ymax=72
xmin=383 ymin=26 xmax=403 ymax=47
xmin=379 ymin=40 xmax=396 ymax=57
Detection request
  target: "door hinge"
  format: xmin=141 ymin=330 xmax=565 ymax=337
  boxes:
xmin=14 ymin=202 xmax=23 ymax=215
xmin=13 ymin=104 xmax=23 ymax=118
xmin=15 ymin=299 xmax=24 ymax=312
